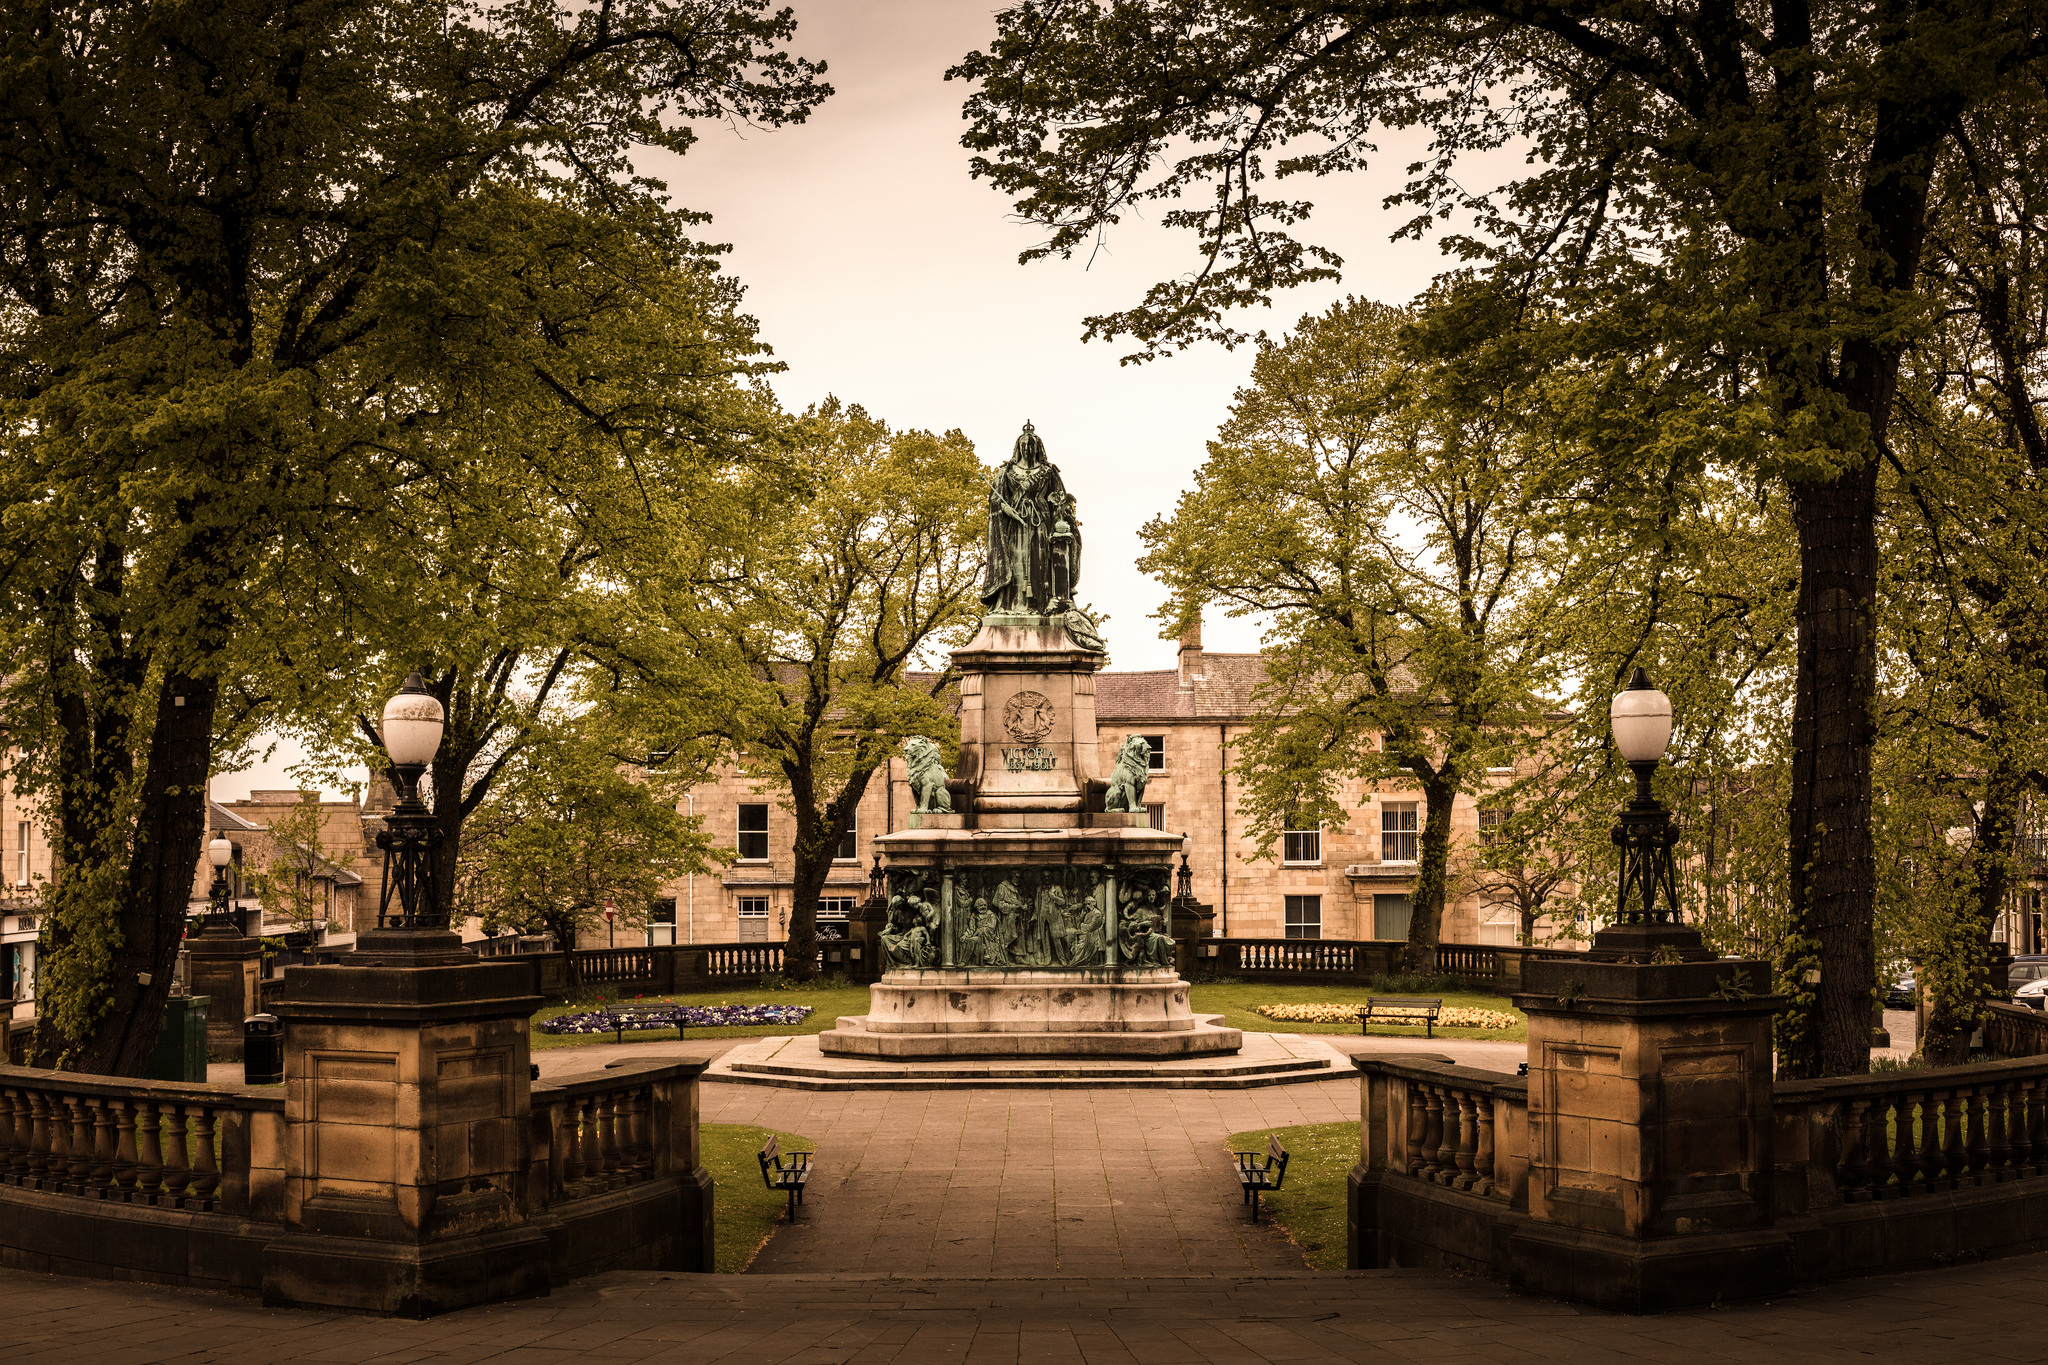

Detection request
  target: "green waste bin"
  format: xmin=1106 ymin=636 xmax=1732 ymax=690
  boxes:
xmin=144 ymin=993 xmax=210 ymax=1082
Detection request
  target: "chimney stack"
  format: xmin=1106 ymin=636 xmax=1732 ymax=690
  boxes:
xmin=1178 ymin=611 xmax=1204 ymax=689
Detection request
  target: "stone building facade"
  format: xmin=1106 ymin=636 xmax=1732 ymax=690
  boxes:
xmin=1 ymin=757 xmax=55 ymax=1024
xmin=658 ymin=623 xmax=1536 ymax=947
xmin=189 ymin=790 xmax=384 ymax=943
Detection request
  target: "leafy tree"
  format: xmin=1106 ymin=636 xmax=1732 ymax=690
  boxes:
xmin=1473 ymin=786 xmax=1580 ymax=948
xmin=462 ymin=737 xmax=708 ymax=986
xmin=604 ymin=400 xmax=986 ymax=981
xmin=1873 ymin=86 xmax=2048 ymax=1061
xmin=246 ymin=795 xmax=338 ymax=938
xmin=1141 ymin=297 xmax=1564 ymax=968
xmin=953 ymin=0 xmax=2047 ymax=1076
xmin=0 ymin=0 xmax=825 ymax=1071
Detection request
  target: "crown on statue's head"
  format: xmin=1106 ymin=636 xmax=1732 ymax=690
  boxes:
xmin=1014 ymin=420 xmax=1046 ymax=461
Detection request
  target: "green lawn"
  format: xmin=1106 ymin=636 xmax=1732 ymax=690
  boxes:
xmin=529 ymin=984 xmax=873 ymax=1049
xmin=528 ymin=978 xmax=1525 ymax=1048
xmin=1228 ymin=1121 xmax=1359 ymax=1270
xmin=701 ymin=1122 xmax=817 ymax=1272
xmin=1189 ymin=980 xmax=1527 ymax=1042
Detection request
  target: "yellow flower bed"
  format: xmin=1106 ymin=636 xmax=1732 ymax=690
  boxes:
xmin=1255 ymin=1002 xmax=1521 ymax=1031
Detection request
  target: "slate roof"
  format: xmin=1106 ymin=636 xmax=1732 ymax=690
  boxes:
xmin=1096 ymin=653 xmax=1268 ymax=722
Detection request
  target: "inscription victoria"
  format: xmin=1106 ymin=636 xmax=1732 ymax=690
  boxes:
xmin=1002 ymin=745 xmax=1056 ymax=772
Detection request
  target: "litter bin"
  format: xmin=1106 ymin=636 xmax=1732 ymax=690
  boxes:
xmin=243 ymin=1013 xmax=283 ymax=1085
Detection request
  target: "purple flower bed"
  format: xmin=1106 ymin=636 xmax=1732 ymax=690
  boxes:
xmin=537 ymin=1002 xmax=814 ymax=1035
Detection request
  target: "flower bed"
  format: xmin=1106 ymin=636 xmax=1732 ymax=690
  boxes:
xmin=537 ymin=1002 xmax=815 ymax=1035
xmin=1254 ymin=1002 xmax=1521 ymax=1031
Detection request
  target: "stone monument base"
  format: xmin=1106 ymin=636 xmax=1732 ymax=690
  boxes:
xmin=818 ymin=968 xmax=1240 ymax=1058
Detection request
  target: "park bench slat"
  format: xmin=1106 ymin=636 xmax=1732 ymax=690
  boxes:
xmin=1357 ymin=996 xmax=1443 ymax=1038
xmin=1228 ymin=1136 xmax=1289 ymax=1222
xmin=759 ymin=1136 xmax=815 ymax=1221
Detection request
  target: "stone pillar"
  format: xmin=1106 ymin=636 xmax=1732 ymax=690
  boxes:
xmin=262 ymin=929 xmax=551 ymax=1316
xmin=186 ymin=930 xmax=263 ymax=1060
xmin=940 ymin=871 xmax=956 ymax=968
xmin=1510 ymin=923 xmax=1790 ymax=1312
xmin=1103 ymin=870 xmax=1119 ymax=968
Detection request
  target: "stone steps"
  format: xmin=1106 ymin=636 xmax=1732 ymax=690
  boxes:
xmin=703 ymin=1030 xmax=1348 ymax=1090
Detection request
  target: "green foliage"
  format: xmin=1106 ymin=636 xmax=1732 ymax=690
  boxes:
xmin=462 ymin=733 xmax=711 ymax=961
xmin=594 ymin=399 xmax=988 ymax=979
xmin=755 ymin=972 xmax=856 ymax=993
xmin=0 ymin=0 xmax=829 ymax=1073
xmin=245 ymin=795 xmax=335 ymax=936
xmin=954 ymin=0 xmax=2048 ymax=1078
xmin=1141 ymin=295 xmax=1567 ymax=965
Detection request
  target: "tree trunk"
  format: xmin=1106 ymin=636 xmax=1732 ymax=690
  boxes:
xmin=1922 ymin=752 xmax=2024 ymax=1065
xmin=58 ymin=673 xmax=219 ymax=1075
xmin=1777 ymin=458 xmax=1881 ymax=1079
xmin=1403 ymin=777 xmax=1458 ymax=973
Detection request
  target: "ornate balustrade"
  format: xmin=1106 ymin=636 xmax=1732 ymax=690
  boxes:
xmin=701 ymin=942 xmax=784 ymax=978
xmin=529 ymin=1065 xmax=668 ymax=1207
xmin=575 ymin=948 xmax=656 ymax=984
xmin=1357 ymin=1057 xmax=1529 ymax=1207
xmin=1432 ymin=944 xmax=1500 ymax=979
xmin=0 ymin=1065 xmax=284 ymax=1218
xmin=1774 ymin=1053 xmax=2048 ymax=1211
xmin=1985 ymin=1001 xmax=2048 ymax=1059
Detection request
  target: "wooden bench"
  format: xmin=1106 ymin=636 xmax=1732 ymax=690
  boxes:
xmin=758 ymin=1135 xmax=813 ymax=1220
xmin=597 ymin=1001 xmax=687 ymax=1043
xmin=1357 ymin=996 xmax=1443 ymax=1038
xmin=1230 ymin=1134 xmax=1289 ymax=1222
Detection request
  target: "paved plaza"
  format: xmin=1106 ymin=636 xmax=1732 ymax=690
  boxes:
xmin=94 ymin=1018 xmax=1973 ymax=1363
xmin=6 ymin=1254 xmax=2043 ymax=1363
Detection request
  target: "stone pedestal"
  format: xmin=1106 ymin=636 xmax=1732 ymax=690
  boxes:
xmin=1509 ymin=925 xmax=1790 ymax=1311
xmin=186 ymin=930 xmax=262 ymax=1060
xmin=952 ymin=617 xmax=1104 ymax=814
xmin=263 ymin=930 xmax=551 ymax=1316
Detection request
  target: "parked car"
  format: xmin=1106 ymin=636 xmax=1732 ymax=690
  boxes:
xmin=2018 ymin=977 xmax=2048 ymax=1011
xmin=1883 ymin=976 xmax=1915 ymax=1009
xmin=2009 ymin=955 xmax=2048 ymax=995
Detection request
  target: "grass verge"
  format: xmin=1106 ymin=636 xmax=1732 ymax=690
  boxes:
xmin=1190 ymin=980 xmax=1527 ymax=1042
xmin=701 ymin=1122 xmax=817 ymax=1272
xmin=1227 ymin=1121 xmax=1358 ymax=1271
xmin=529 ymin=984 xmax=874 ymax=1049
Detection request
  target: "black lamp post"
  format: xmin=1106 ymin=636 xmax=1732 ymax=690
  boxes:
xmin=355 ymin=670 xmax=470 ymax=964
xmin=867 ymin=854 xmax=888 ymax=906
xmin=1608 ymin=668 xmax=1682 ymax=928
xmin=201 ymin=835 xmax=239 ymax=936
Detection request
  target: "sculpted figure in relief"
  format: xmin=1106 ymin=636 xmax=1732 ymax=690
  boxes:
xmin=881 ymin=874 xmax=940 ymax=970
xmin=1102 ymin=734 xmax=1154 ymax=812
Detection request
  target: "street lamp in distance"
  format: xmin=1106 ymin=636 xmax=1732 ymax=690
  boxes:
xmin=201 ymin=835 xmax=239 ymax=936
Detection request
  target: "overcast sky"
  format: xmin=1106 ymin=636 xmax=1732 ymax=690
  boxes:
xmin=215 ymin=0 xmax=1474 ymax=802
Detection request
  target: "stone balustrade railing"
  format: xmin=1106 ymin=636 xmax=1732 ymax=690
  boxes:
xmin=528 ymin=1062 xmax=685 ymax=1207
xmin=1773 ymin=1053 xmax=2048 ymax=1211
xmin=1357 ymin=1057 xmax=1529 ymax=1208
xmin=1985 ymin=1001 xmax=2048 ymax=1059
xmin=0 ymin=1065 xmax=283 ymax=1219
